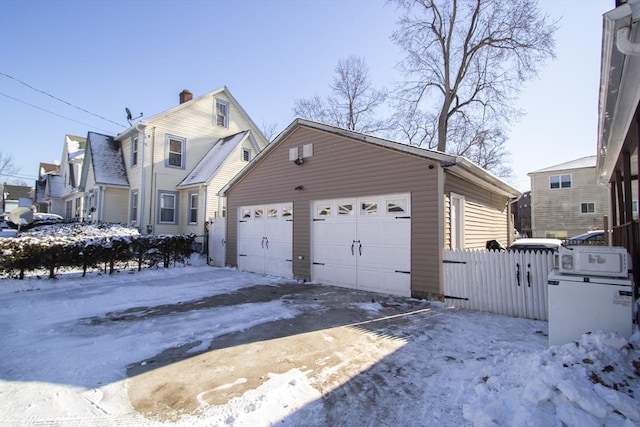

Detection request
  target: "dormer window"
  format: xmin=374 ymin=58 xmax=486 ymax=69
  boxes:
xmin=215 ymin=99 xmax=229 ymax=128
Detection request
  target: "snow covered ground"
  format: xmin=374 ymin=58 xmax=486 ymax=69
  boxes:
xmin=0 ymin=259 xmax=638 ymax=426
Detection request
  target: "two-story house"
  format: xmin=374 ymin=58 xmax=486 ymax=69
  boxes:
xmin=34 ymin=162 xmax=59 ymax=213
xmin=58 ymin=134 xmax=86 ymax=219
xmin=81 ymin=87 xmax=268 ymax=248
xmin=528 ymin=156 xmax=610 ymax=239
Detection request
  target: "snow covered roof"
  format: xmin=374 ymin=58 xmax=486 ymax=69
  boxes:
xmin=65 ymin=134 xmax=86 ymax=161
xmin=529 ymin=156 xmax=597 ymax=174
xmin=178 ymin=131 xmax=250 ymax=188
xmin=3 ymin=184 xmax=32 ymax=200
xmin=85 ymin=132 xmax=129 ymax=187
xmin=38 ymin=162 xmax=59 ymax=177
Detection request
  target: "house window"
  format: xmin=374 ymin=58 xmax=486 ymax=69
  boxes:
xmin=166 ymin=135 xmax=185 ymax=168
xmin=215 ymin=99 xmax=229 ymax=128
xmin=130 ymin=190 xmax=139 ymax=224
xmin=545 ymin=231 xmax=567 ymax=239
xmin=132 ymin=136 xmax=138 ymax=166
xmin=189 ymin=192 xmax=198 ymax=224
xmin=75 ymin=197 xmax=81 ymax=218
xmin=580 ymin=202 xmax=595 ymax=214
xmin=550 ymin=174 xmax=571 ymax=189
xmin=158 ymin=191 xmax=178 ymax=224
xmin=450 ymin=193 xmax=465 ymax=249
xmin=633 ymin=200 xmax=638 ymax=213
xmin=65 ymin=200 xmax=72 ymax=219
xmin=242 ymin=148 xmax=251 ymax=162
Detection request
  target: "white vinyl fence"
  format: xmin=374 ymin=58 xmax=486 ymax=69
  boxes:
xmin=443 ymin=249 xmax=554 ymax=321
xmin=208 ymin=217 xmax=226 ymax=267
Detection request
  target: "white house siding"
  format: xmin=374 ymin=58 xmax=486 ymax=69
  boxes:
xmin=83 ymin=158 xmax=97 ymax=220
xmin=530 ymin=166 xmax=610 ymax=238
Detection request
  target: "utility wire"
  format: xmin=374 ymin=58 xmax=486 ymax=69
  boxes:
xmin=0 ymin=92 xmax=114 ymax=134
xmin=0 ymin=72 xmax=127 ymax=128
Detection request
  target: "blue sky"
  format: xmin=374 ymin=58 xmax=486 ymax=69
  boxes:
xmin=0 ymin=0 xmax=612 ymax=191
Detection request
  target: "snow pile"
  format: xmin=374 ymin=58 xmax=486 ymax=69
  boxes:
xmin=19 ymin=221 xmax=140 ymax=240
xmin=462 ymin=331 xmax=640 ymax=426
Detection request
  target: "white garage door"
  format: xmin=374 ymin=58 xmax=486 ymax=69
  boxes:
xmin=312 ymin=193 xmax=411 ymax=297
xmin=237 ymin=203 xmax=293 ymax=278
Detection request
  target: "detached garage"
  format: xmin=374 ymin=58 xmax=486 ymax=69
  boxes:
xmin=222 ymin=119 xmax=520 ymax=298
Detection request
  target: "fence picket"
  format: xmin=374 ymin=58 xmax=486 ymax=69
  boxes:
xmin=443 ymin=249 xmax=553 ymax=321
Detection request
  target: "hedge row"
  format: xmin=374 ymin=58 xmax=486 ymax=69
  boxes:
xmin=0 ymin=234 xmax=195 ymax=279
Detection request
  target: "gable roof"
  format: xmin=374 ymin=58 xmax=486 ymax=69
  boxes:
xmin=81 ymin=132 xmax=129 ymax=188
xmin=115 ymin=86 xmax=268 ymax=145
xmin=221 ymin=119 xmax=520 ymax=198
xmin=3 ymin=184 xmax=32 ymax=200
xmin=65 ymin=134 xmax=86 ymax=161
xmin=38 ymin=162 xmax=59 ymax=177
xmin=528 ymin=156 xmax=597 ymax=175
xmin=177 ymin=130 xmax=251 ymax=189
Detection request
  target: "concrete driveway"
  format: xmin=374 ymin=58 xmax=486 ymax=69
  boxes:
xmin=119 ymin=282 xmax=433 ymax=421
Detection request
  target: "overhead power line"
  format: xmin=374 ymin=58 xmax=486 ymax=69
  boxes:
xmin=0 ymin=92 xmax=114 ymax=134
xmin=0 ymin=72 xmax=127 ymax=128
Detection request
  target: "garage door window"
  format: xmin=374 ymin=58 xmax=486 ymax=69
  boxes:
xmin=338 ymin=203 xmax=354 ymax=215
xmin=317 ymin=205 xmax=331 ymax=216
xmin=254 ymin=209 xmax=263 ymax=218
xmin=242 ymin=209 xmax=251 ymax=219
xmin=387 ymin=199 xmax=407 ymax=213
xmin=282 ymin=206 xmax=293 ymax=218
xmin=360 ymin=201 xmax=378 ymax=215
xmin=268 ymin=208 xmax=278 ymax=218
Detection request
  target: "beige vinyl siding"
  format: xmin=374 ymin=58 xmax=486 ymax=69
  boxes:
xmin=226 ymin=126 xmax=443 ymax=297
xmin=531 ymin=167 xmax=610 ymax=237
xmin=102 ymin=188 xmax=128 ymax=224
xmin=444 ymin=173 xmax=510 ymax=249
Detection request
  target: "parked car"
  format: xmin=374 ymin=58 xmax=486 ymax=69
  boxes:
xmin=564 ymin=230 xmax=605 ymax=245
xmin=507 ymin=238 xmax=563 ymax=252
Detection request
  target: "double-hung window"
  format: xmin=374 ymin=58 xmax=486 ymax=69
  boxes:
xmin=132 ymin=136 xmax=138 ymax=166
xmin=166 ymin=135 xmax=185 ymax=169
xmin=580 ymin=202 xmax=595 ymax=214
xmin=215 ymin=99 xmax=229 ymax=128
xmin=549 ymin=174 xmax=571 ymax=189
xmin=189 ymin=192 xmax=198 ymax=224
xmin=158 ymin=191 xmax=178 ymax=224
xmin=130 ymin=190 xmax=139 ymax=223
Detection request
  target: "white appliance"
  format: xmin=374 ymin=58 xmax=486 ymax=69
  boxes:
xmin=548 ymin=246 xmax=634 ymax=346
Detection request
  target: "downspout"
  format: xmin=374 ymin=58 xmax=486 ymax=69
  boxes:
xmin=148 ymin=127 xmax=156 ymax=233
xmin=136 ymin=124 xmax=147 ymax=233
xmin=616 ymin=27 xmax=640 ymax=56
xmin=98 ymin=186 xmax=104 ymax=221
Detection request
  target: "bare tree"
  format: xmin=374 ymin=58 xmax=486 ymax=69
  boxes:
xmin=293 ymin=55 xmax=388 ymax=134
xmin=0 ymin=152 xmax=20 ymax=182
xmin=260 ymin=121 xmax=279 ymax=142
xmin=390 ymin=0 xmax=556 ymax=176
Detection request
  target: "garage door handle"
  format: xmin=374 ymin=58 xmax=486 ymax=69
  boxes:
xmin=265 ymin=238 xmax=269 ymax=249
xmin=351 ymin=241 xmax=355 ymax=255
xmin=261 ymin=237 xmax=265 ymax=248
xmin=357 ymin=240 xmax=362 ymax=256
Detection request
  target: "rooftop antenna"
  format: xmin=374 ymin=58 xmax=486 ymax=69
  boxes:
xmin=125 ymin=107 xmax=143 ymax=125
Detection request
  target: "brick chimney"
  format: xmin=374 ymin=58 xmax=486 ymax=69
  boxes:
xmin=179 ymin=90 xmax=193 ymax=104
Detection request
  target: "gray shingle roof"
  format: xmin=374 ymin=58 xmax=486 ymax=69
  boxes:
xmin=529 ymin=156 xmax=596 ymax=174
xmin=87 ymin=132 xmax=129 ymax=187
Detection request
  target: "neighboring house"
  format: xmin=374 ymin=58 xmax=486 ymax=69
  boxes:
xmin=221 ymin=119 xmax=520 ymax=298
xmin=528 ymin=156 xmax=610 ymax=239
xmin=34 ymin=162 xmax=59 ymax=213
xmin=42 ymin=174 xmax=64 ymax=215
xmin=79 ymin=132 xmax=130 ymax=224
xmin=597 ymin=0 xmax=639 ymax=290
xmin=58 ymin=134 xmax=86 ymax=219
xmin=109 ymin=88 xmax=268 ymax=246
xmin=511 ymin=190 xmax=532 ymax=237
xmin=2 ymin=184 xmax=33 ymax=215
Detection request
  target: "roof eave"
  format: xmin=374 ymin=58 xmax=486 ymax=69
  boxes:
xmin=450 ymin=157 xmax=521 ymax=199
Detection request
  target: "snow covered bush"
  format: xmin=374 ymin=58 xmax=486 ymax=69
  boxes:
xmin=0 ymin=223 xmax=195 ymax=279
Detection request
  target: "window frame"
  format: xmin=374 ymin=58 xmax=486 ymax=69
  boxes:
xmin=165 ymin=135 xmax=186 ymax=169
xmin=549 ymin=174 xmax=572 ymax=189
xmin=131 ymin=136 xmax=138 ymax=167
xmin=188 ymin=191 xmax=198 ymax=225
xmin=157 ymin=190 xmax=179 ymax=224
xmin=215 ymin=98 xmax=230 ymax=128
xmin=130 ymin=190 xmax=139 ymax=224
xmin=450 ymin=193 xmax=465 ymax=249
xmin=580 ymin=202 xmax=595 ymax=214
